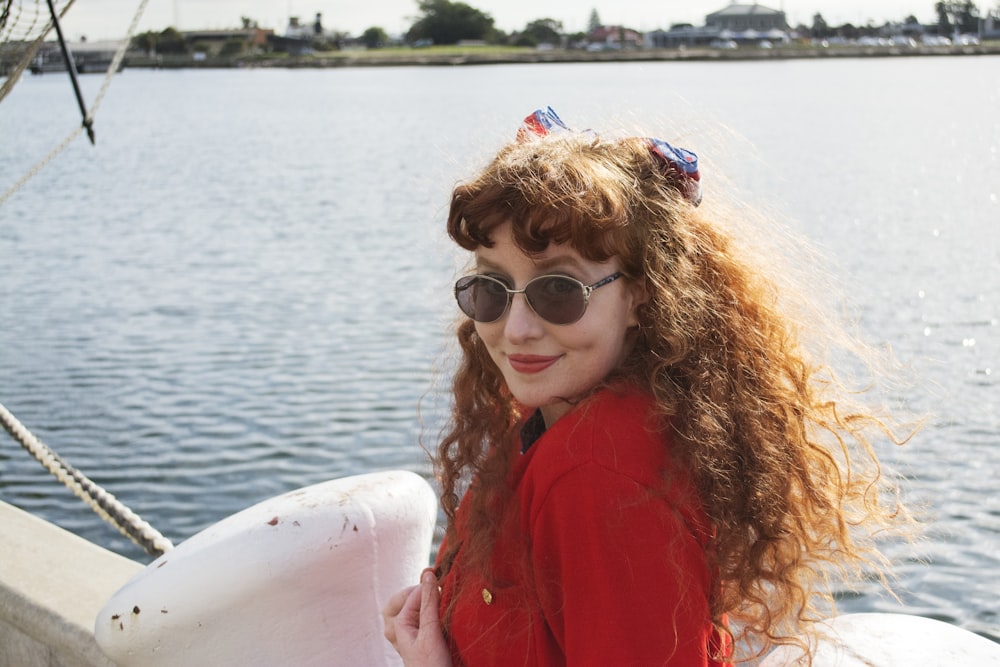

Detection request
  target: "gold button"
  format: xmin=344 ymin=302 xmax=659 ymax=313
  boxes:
xmin=481 ymin=588 xmax=493 ymax=605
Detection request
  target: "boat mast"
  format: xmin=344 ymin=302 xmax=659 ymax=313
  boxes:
xmin=44 ymin=0 xmax=95 ymax=144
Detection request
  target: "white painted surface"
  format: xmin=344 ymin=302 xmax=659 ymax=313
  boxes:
xmin=760 ymin=612 xmax=1000 ymax=666
xmin=94 ymin=470 xmax=438 ymax=667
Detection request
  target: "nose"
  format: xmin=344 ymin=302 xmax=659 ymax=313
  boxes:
xmin=503 ymin=292 xmax=544 ymax=343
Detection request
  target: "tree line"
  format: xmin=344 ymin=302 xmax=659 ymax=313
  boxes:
xmin=132 ymin=0 xmax=998 ymax=54
xmin=811 ymin=1 xmax=987 ymax=39
xmin=387 ymin=0 xmax=996 ymax=45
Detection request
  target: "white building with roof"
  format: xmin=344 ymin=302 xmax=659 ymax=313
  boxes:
xmin=706 ymin=3 xmax=788 ymax=33
xmin=648 ymin=3 xmax=789 ymax=48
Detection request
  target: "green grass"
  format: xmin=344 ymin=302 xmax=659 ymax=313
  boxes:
xmin=311 ymin=44 xmax=536 ymax=58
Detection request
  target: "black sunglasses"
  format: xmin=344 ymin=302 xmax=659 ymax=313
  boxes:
xmin=454 ymin=272 xmax=623 ymax=325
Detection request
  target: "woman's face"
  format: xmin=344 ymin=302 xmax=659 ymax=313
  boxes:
xmin=473 ymin=222 xmax=643 ymax=427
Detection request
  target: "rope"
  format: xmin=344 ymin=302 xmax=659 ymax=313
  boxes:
xmin=88 ymin=0 xmax=150 ymax=120
xmin=0 ymin=0 xmax=74 ymax=105
xmin=0 ymin=124 xmax=84 ymax=205
xmin=0 ymin=0 xmax=150 ymax=206
xmin=0 ymin=0 xmax=169 ymax=558
xmin=0 ymin=402 xmax=174 ymax=557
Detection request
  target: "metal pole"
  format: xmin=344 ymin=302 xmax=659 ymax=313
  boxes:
xmin=45 ymin=0 xmax=95 ymax=144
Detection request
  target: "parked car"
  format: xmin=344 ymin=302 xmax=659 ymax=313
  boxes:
xmin=921 ymin=34 xmax=952 ymax=46
xmin=586 ymin=41 xmax=621 ymax=52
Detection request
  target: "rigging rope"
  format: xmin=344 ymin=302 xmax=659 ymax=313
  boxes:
xmin=0 ymin=0 xmax=75 ymax=105
xmin=0 ymin=402 xmax=174 ymax=557
xmin=1 ymin=0 xmax=170 ymax=559
xmin=0 ymin=0 xmax=150 ymax=206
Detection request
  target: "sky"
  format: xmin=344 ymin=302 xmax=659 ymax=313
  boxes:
xmin=59 ymin=0 xmax=959 ymax=42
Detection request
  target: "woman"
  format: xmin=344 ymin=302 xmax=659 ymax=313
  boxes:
xmin=383 ymin=108 xmax=911 ymax=666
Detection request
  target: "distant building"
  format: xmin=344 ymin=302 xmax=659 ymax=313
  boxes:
xmin=648 ymin=4 xmax=790 ymax=48
xmin=29 ymin=40 xmax=121 ymax=74
xmin=705 ymin=3 xmax=788 ymax=32
xmin=586 ymin=25 xmax=643 ymax=50
xmin=646 ymin=24 xmax=719 ymax=49
xmin=284 ymin=14 xmax=325 ymax=40
xmin=984 ymin=14 xmax=1000 ymax=41
xmin=180 ymin=28 xmax=272 ymax=57
xmin=271 ymin=13 xmax=339 ymax=54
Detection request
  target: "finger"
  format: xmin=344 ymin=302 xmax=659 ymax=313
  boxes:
xmin=383 ymin=601 xmax=399 ymax=645
xmin=383 ymin=585 xmax=418 ymax=645
xmin=418 ymin=569 xmax=442 ymax=630
xmin=384 ymin=584 xmax=418 ymax=617
xmin=388 ymin=584 xmax=423 ymax=648
xmin=399 ymin=580 xmax=424 ymax=626
xmin=384 ymin=620 xmax=396 ymax=646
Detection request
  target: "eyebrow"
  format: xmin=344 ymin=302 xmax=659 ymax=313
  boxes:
xmin=475 ymin=254 xmax=587 ymax=273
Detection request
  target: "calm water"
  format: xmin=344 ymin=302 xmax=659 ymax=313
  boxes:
xmin=2 ymin=57 xmax=998 ymax=643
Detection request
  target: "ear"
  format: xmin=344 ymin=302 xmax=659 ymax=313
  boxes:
xmin=625 ymin=279 xmax=648 ymax=329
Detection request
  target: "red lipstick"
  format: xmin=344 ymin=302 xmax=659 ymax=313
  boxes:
xmin=508 ymin=354 xmax=560 ymax=374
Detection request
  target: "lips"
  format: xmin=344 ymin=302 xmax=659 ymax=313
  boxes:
xmin=508 ymin=354 xmax=560 ymax=374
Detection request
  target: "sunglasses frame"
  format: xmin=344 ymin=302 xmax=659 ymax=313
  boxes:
xmin=455 ymin=272 xmax=623 ymax=325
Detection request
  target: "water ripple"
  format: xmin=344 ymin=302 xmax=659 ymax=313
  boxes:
xmin=2 ymin=62 xmax=998 ymax=643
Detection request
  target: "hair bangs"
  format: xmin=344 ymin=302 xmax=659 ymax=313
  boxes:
xmin=447 ymin=137 xmax=641 ymax=265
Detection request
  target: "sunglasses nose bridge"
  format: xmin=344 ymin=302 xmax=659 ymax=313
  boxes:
xmin=503 ymin=285 xmax=535 ymax=317
xmin=501 ymin=286 xmax=550 ymax=334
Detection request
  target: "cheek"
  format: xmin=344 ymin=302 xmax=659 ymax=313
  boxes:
xmin=474 ymin=321 xmax=501 ymax=352
xmin=563 ymin=321 xmax=603 ymax=346
xmin=582 ymin=303 xmax=635 ymax=343
xmin=575 ymin=315 xmax=633 ymax=365
xmin=567 ymin=321 xmax=626 ymax=356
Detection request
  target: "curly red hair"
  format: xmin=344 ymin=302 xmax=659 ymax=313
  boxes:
xmin=434 ymin=132 xmax=914 ymax=662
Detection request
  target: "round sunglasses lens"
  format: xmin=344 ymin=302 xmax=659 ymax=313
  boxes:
xmin=525 ymin=276 xmax=585 ymax=325
xmin=456 ymin=276 xmax=508 ymax=322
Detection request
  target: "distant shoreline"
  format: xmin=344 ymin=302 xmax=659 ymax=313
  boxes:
xmin=124 ymin=42 xmax=1000 ymax=69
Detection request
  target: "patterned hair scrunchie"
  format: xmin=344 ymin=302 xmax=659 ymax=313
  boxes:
xmin=517 ymin=107 xmax=702 ymax=207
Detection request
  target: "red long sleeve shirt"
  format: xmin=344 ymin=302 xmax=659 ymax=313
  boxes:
xmin=438 ymin=388 xmax=732 ymax=667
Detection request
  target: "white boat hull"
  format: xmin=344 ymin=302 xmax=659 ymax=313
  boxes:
xmin=95 ymin=470 xmax=437 ymax=666
xmin=760 ymin=611 xmax=1000 ymax=666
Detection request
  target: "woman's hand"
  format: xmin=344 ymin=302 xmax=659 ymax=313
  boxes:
xmin=382 ymin=568 xmax=453 ymax=667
